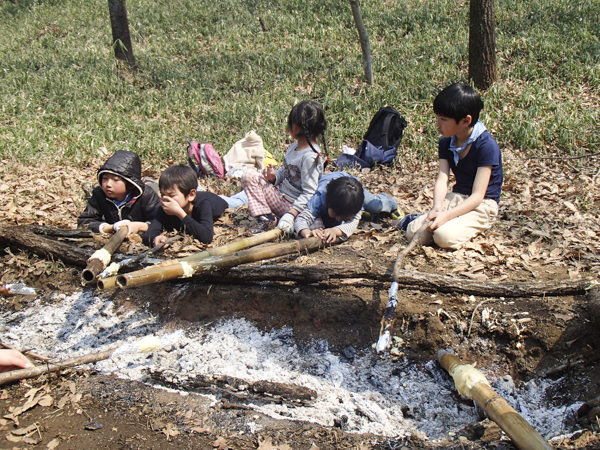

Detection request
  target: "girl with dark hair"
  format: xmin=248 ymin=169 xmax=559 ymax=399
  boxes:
xmin=241 ymin=100 xmax=327 ymax=233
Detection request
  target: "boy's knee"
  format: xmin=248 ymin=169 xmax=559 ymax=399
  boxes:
xmin=432 ymin=229 xmax=462 ymax=250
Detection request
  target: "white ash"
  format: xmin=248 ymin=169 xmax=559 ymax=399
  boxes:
xmin=0 ymin=290 xmax=581 ymax=439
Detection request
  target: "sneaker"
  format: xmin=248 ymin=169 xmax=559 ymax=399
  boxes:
xmin=389 ymin=207 xmax=404 ymax=221
xmin=361 ymin=210 xmax=372 ymax=221
xmin=258 ymin=213 xmax=276 ymax=224
xmin=396 ymin=213 xmax=421 ymax=231
xmin=249 ymin=214 xmax=277 ymax=234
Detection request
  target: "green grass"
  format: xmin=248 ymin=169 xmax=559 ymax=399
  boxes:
xmin=0 ymin=0 xmax=598 ymax=165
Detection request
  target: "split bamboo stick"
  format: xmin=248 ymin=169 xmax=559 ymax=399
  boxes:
xmin=98 ymin=228 xmax=282 ymax=290
xmin=115 ymin=235 xmax=323 ymax=290
xmin=437 ymin=349 xmax=553 ymax=450
xmin=81 ymin=227 xmax=128 ymax=284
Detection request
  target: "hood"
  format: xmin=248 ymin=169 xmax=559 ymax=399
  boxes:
xmin=97 ymin=150 xmax=145 ymax=198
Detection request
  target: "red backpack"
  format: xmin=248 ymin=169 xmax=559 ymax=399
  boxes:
xmin=187 ymin=140 xmax=225 ymax=179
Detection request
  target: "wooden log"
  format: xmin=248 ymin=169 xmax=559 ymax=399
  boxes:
xmin=437 ymin=350 xmax=553 ymax=450
xmin=190 ymin=263 xmax=594 ymax=298
xmin=0 ymin=224 xmax=92 ymax=267
xmin=151 ymin=370 xmax=316 ymax=406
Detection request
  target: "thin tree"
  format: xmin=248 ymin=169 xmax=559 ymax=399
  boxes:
xmin=350 ymin=0 xmax=373 ymax=85
xmin=107 ymin=0 xmax=137 ymax=72
xmin=469 ymin=0 xmax=497 ymax=90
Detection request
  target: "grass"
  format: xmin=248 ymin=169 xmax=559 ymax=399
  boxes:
xmin=0 ymin=0 xmax=598 ymax=166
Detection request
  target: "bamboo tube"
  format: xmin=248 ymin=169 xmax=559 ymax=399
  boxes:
xmin=0 ymin=348 xmax=115 ymax=386
xmin=437 ymin=350 xmax=553 ymax=450
xmin=376 ymin=220 xmax=431 ymax=353
xmin=98 ymin=228 xmax=282 ymax=290
xmin=116 ymin=236 xmax=324 ymax=290
xmin=81 ymin=227 xmax=128 ymax=284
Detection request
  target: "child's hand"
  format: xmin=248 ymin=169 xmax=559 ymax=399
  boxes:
xmin=126 ymin=221 xmax=148 ymax=236
xmin=428 ymin=210 xmax=451 ymax=231
xmin=321 ymin=227 xmax=342 ymax=243
xmin=0 ymin=349 xmax=33 ymax=373
xmin=153 ymin=235 xmax=167 ymax=247
xmin=299 ymin=229 xmax=313 ymax=238
xmin=161 ymin=196 xmax=186 ymax=218
xmin=262 ymin=165 xmax=276 ymax=183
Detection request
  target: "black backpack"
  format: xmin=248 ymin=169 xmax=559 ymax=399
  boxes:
xmin=359 ymin=106 xmax=407 ymax=152
xmin=336 ymin=106 xmax=408 ymax=169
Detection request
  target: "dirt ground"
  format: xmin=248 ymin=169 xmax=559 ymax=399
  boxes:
xmin=0 ymin=153 xmax=599 ymax=449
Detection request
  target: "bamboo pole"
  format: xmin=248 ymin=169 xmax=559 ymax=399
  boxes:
xmin=81 ymin=227 xmax=128 ymax=284
xmin=376 ymin=220 xmax=430 ymax=353
xmin=115 ymin=236 xmax=324 ymax=290
xmin=437 ymin=350 xmax=553 ymax=450
xmin=98 ymin=228 xmax=282 ymax=290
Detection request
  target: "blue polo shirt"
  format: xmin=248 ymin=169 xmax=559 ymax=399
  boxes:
xmin=439 ymin=131 xmax=503 ymax=203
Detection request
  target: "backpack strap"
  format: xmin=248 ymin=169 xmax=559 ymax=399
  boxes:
xmin=381 ymin=113 xmax=394 ymax=150
xmin=187 ymin=139 xmax=203 ymax=176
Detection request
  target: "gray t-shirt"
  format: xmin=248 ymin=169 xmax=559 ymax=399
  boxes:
xmin=274 ymin=142 xmax=323 ymax=212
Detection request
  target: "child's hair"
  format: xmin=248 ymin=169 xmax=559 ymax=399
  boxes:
xmin=287 ymin=100 xmax=328 ymax=157
xmin=433 ymin=83 xmax=484 ymax=125
xmin=159 ymin=165 xmax=198 ymax=196
xmin=326 ymin=177 xmax=364 ymax=217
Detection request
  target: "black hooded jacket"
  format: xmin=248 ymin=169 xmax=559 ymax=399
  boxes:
xmin=78 ymin=150 xmax=161 ymax=233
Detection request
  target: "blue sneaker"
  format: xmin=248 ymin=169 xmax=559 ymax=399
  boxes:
xmin=397 ymin=213 xmax=421 ymax=231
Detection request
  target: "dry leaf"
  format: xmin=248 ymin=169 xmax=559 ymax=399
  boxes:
xmin=6 ymin=433 xmax=22 ymax=442
xmin=38 ymin=394 xmax=53 ymax=407
xmin=57 ymin=393 xmax=69 ymax=409
xmin=162 ymin=423 xmax=180 ymax=440
xmin=191 ymin=427 xmax=211 ymax=434
xmin=23 ymin=435 xmax=41 ymax=445
xmin=12 ymin=423 xmax=37 ymax=436
xmin=47 ymin=437 xmax=61 ymax=449
xmin=213 ymin=436 xmax=228 ymax=449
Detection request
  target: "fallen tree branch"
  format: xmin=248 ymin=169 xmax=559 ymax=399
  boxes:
xmin=191 ymin=263 xmax=595 ymax=297
xmin=0 ymin=348 xmax=115 ymax=386
xmin=0 ymin=224 xmax=92 ymax=267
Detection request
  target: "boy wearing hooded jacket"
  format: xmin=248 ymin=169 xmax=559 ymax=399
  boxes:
xmin=78 ymin=150 xmax=161 ymax=237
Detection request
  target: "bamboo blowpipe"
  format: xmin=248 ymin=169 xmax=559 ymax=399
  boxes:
xmin=81 ymin=227 xmax=128 ymax=284
xmin=98 ymin=228 xmax=282 ymax=290
xmin=115 ymin=235 xmax=324 ymax=290
xmin=437 ymin=350 xmax=553 ymax=450
xmin=376 ymin=220 xmax=431 ymax=353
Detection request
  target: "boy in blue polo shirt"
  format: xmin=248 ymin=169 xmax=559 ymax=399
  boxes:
xmin=400 ymin=83 xmax=503 ymax=250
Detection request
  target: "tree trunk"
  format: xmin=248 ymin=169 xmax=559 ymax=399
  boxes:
xmin=0 ymin=225 xmax=92 ymax=267
xmin=469 ymin=0 xmax=497 ymax=90
xmin=350 ymin=1 xmax=373 ymax=85
xmin=107 ymin=0 xmax=137 ymax=72
xmin=193 ymin=263 xmax=593 ymax=298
